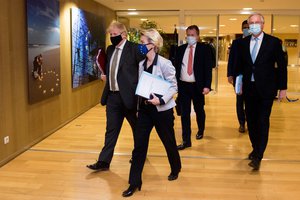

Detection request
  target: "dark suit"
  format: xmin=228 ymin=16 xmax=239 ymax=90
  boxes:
xmin=237 ymin=33 xmax=287 ymax=160
xmin=175 ymin=43 xmax=212 ymax=145
xmin=98 ymin=41 xmax=144 ymax=164
xmin=227 ymin=37 xmax=246 ymax=127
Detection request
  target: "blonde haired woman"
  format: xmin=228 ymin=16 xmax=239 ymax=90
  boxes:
xmin=122 ymin=29 xmax=181 ymax=197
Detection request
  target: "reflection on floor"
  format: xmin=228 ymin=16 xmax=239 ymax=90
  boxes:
xmin=0 ymin=62 xmax=300 ymax=200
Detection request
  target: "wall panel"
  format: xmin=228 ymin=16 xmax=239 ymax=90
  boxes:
xmin=0 ymin=0 xmax=115 ymax=166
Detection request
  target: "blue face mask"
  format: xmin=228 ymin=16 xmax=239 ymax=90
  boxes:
xmin=138 ymin=44 xmax=151 ymax=55
xmin=242 ymin=28 xmax=250 ymax=37
xmin=186 ymin=36 xmax=197 ymax=45
xmin=249 ymin=24 xmax=261 ymax=35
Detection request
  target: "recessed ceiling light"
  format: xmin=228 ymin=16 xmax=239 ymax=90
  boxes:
xmin=240 ymin=11 xmax=251 ymax=14
xmin=220 ymin=25 xmax=226 ymax=27
xmin=290 ymin=25 xmax=299 ymax=27
xmin=243 ymin=8 xmax=253 ymax=10
xmin=229 ymin=18 xmax=237 ymax=21
xmin=140 ymin=18 xmax=148 ymax=21
xmin=128 ymin=12 xmax=138 ymax=15
xmin=127 ymin=8 xmax=136 ymax=11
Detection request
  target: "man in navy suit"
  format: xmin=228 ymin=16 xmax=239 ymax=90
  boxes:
xmin=87 ymin=21 xmax=144 ymax=171
xmin=175 ymin=25 xmax=212 ymax=150
xmin=237 ymin=13 xmax=287 ymax=170
xmin=227 ymin=20 xmax=249 ymax=133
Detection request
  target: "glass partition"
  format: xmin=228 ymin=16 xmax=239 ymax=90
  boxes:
xmin=273 ymin=15 xmax=300 ymax=93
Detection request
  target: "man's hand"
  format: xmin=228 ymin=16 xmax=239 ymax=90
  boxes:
xmin=101 ymin=74 xmax=106 ymax=81
xmin=202 ymin=88 xmax=210 ymax=95
xmin=278 ymin=90 xmax=287 ymax=102
xmin=228 ymin=76 xmax=234 ymax=85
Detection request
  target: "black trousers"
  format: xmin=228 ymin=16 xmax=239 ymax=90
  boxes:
xmin=129 ymin=104 xmax=181 ymax=186
xmin=244 ymin=83 xmax=274 ymax=160
xmin=179 ymin=81 xmax=205 ymax=145
xmin=236 ymin=94 xmax=246 ymax=126
xmin=98 ymin=92 xmax=137 ymax=164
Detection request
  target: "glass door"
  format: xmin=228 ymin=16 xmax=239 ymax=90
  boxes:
xmin=273 ymin=15 xmax=300 ymax=93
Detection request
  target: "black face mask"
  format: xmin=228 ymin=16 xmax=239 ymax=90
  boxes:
xmin=110 ymin=34 xmax=123 ymax=46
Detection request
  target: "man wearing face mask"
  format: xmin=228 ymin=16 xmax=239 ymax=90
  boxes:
xmin=87 ymin=21 xmax=144 ymax=171
xmin=227 ymin=20 xmax=249 ymax=133
xmin=175 ymin=25 xmax=213 ymax=150
xmin=236 ymin=13 xmax=287 ymax=170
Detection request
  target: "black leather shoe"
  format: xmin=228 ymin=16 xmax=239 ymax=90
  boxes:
xmin=168 ymin=172 xmax=179 ymax=181
xmin=248 ymin=151 xmax=255 ymax=160
xmin=86 ymin=161 xmax=109 ymax=171
xmin=239 ymin=125 xmax=246 ymax=133
xmin=248 ymin=159 xmax=261 ymax=170
xmin=122 ymin=185 xmax=141 ymax=197
xmin=196 ymin=133 xmax=203 ymax=140
xmin=177 ymin=143 xmax=191 ymax=150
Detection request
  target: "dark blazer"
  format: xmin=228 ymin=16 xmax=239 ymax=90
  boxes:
xmin=227 ymin=37 xmax=243 ymax=78
xmin=237 ymin=33 xmax=287 ymax=98
xmin=101 ymin=41 xmax=144 ymax=109
xmin=175 ymin=42 xmax=212 ymax=93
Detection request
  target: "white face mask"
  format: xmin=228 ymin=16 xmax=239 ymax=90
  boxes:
xmin=186 ymin=36 xmax=197 ymax=45
xmin=249 ymin=24 xmax=261 ymax=35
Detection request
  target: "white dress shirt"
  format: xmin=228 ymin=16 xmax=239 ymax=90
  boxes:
xmin=250 ymin=32 xmax=264 ymax=81
xmin=180 ymin=43 xmax=196 ymax=82
xmin=109 ymin=40 xmax=126 ymax=91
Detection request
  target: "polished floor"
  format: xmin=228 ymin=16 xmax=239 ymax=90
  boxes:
xmin=0 ymin=62 xmax=300 ymax=200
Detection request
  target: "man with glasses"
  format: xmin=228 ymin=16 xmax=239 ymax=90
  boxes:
xmin=236 ymin=13 xmax=287 ymax=170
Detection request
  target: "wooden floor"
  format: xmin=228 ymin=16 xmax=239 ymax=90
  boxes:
xmin=1 ymin=62 xmax=300 ymax=200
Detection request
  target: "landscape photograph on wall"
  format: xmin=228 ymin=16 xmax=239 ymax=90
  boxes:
xmin=26 ymin=0 xmax=60 ymax=104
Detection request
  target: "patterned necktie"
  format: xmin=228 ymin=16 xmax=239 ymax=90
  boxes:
xmin=251 ymin=37 xmax=259 ymax=63
xmin=187 ymin=45 xmax=193 ymax=75
xmin=110 ymin=48 xmax=119 ymax=91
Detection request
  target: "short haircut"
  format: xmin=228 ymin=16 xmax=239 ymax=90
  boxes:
xmin=107 ymin=20 xmax=127 ymax=35
xmin=186 ymin=25 xmax=200 ymax=35
xmin=242 ymin=20 xmax=248 ymax=27
xmin=247 ymin=13 xmax=265 ymax=24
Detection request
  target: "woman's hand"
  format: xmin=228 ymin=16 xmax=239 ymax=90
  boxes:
xmin=147 ymin=93 xmax=160 ymax=105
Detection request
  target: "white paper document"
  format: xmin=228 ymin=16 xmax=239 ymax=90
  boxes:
xmin=135 ymin=71 xmax=171 ymax=99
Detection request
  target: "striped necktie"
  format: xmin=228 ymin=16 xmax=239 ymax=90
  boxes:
xmin=110 ymin=48 xmax=119 ymax=91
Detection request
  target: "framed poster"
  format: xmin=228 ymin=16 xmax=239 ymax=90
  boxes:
xmin=71 ymin=7 xmax=106 ymax=88
xmin=26 ymin=0 xmax=60 ymax=104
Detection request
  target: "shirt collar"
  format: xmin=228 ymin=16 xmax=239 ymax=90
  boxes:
xmin=251 ymin=32 xmax=264 ymax=41
xmin=117 ymin=39 xmax=127 ymax=50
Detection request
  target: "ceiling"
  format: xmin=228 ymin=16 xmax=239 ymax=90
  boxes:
xmin=93 ymin=0 xmax=300 ymax=35
xmin=94 ymin=0 xmax=300 ymax=11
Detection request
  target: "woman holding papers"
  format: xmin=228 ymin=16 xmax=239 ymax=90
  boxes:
xmin=122 ymin=29 xmax=181 ymax=197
